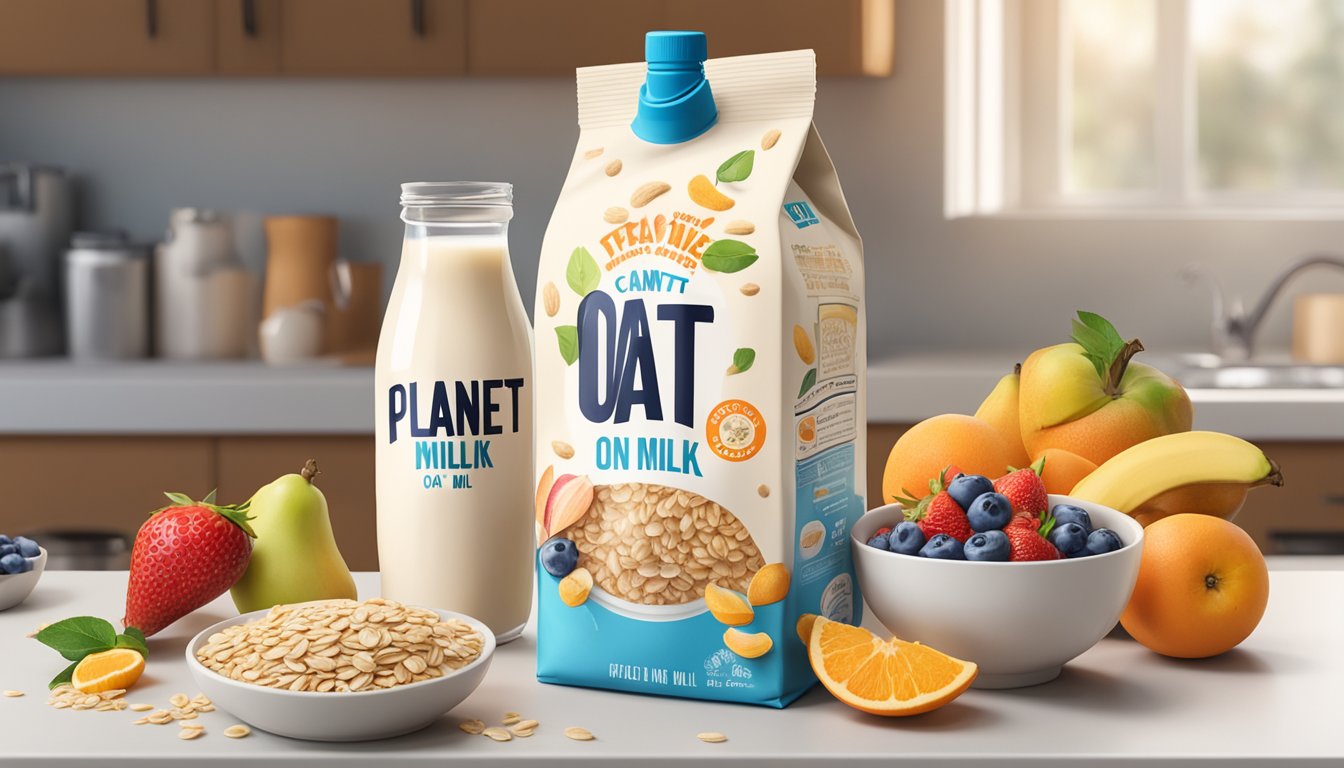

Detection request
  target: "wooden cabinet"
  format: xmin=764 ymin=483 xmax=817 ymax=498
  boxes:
xmin=0 ymin=0 xmax=214 ymax=75
xmin=866 ymin=424 xmax=1344 ymax=556
xmin=465 ymin=0 xmax=647 ymax=76
xmin=279 ymin=0 xmax=466 ymax=75
xmin=663 ymin=0 xmax=894 ymax=77
xmin=215 ymin=0 xmax=281 ymax=74
xmin=0 ymin=437 xmax=215 ymax=536
xmin=215 ymin=436 xmax=377 ymax=571
xmin=0 ymin=0 xmax=892 ymax=76
xmin=466 ymin=0 xmax=893 ymax=76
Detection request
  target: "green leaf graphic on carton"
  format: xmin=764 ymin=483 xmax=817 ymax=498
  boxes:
xmin=702 ymin=239 xmax=758 ymax=273
xmin=799 ymin=368 xmax=818 ymax=397
xmin=717 ymin=150 xmax=755 ymax=184
xmin=566 ymin=247 xmax=600 ymax=297
xmin=556 ymin=325 xmax=579 ymax=366
xmin=727 ymin=348 xmax=756 ymax=375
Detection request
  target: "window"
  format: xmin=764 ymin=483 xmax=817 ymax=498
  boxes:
xmin=947 ymin=0 xmax=1344 ymax=217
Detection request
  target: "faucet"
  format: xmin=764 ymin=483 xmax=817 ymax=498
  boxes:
xmin=1182 ymin=254 xmax=1344 ymax=361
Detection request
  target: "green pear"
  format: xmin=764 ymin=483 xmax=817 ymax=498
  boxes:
xmin=231 ymin=459 xmax=357 ymax=613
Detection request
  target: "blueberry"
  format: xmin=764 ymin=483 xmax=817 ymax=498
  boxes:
xmin=966 ymin=492 xmax=1013 ymax=532
xmin=865 ymin=532 xmax=891 ymax=551
xmin=0 ymin=535 xmax=11 ymax=547
xmin=0 ymin=553 xmax=25 ymax=575
xmin=1051 ymin=505 xmax=1092 ymax=533
xmin=947 ymin=474 xmax=995 ymax=511
xmin=1085 ymin=528 xmax=1123 ymax=556
xmin=0 ymin=545 xmax=15 ymax=558
xmin=888 ymin=521 xmax=926 ymax=556
xmin=963 ymin=530 xmax=1010 ymax=561
xmin=14 ymin=537 xmax=38 ymax=558
xmin=919 ymin=534 xmax=966 ymax=560
xmin=1048 ymin=521 xmax=1090 ymax=558
xmin=539 ymin=536 xmax=580 ymax=578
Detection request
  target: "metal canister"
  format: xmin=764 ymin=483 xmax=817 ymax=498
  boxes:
xmin=63 ymin=231 xmax=150 ymax=359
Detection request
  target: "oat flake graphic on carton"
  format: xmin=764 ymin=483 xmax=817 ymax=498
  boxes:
xmin=534 ymin=32 xmax=866 ymax=707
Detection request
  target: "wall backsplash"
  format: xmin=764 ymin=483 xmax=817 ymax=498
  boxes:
xmin=3 ymin=1 xmax=1343 ymax=359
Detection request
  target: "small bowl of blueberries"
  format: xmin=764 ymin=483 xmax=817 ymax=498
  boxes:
xmin=851 ymin=471 xmax=1143 ymax=690
xmin=0 ymin=534 xmax=46 ymax=611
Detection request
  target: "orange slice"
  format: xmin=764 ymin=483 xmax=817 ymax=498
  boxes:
xmin=71 ymin=648 xmax=145 ymax=693
xmin=807 ymin=617 xmax=977 ymax=716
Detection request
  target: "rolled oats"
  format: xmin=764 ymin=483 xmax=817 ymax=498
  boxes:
xmin=194 ymin=598 xmax=483 ymax=693
xmin=564 ymin=726 xmax=595 ymax=741
xmin=558 ymin=483 xmax=764 ymax=606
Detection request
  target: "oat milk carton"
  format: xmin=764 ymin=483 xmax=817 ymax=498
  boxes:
xmin=534 ymin=32 xmax=865 ymax=707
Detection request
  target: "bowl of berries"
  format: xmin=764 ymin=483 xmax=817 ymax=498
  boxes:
xmin=0 ymin=535 xmax=46 ymax=611
xmin=852 ymin=469 xmax=1143 ymax=689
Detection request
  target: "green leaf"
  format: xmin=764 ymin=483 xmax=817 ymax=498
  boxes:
xmin=49 ymin=660 xmax=79 ymax=690
xmin=1070 ymin=310 xmax=1125 ymax=382
xmin=555 ymin=325 xmax=579 ymax=366
xmin=35 ymin=617 xmax=117 ymax=662
xmin=202 ymin=489 xmax=218 ymax=505
xmin=163 ymin=492 xmax=194 ymax=507
xmin=565 ymin=247 xmax=600 ymax=297
xmin=701 ymin=239 xmax=759 ymax=273
xmin=716 ymin=150 xmax=755 ymax=184
xmin=114 ymin=628 xmax=149 ymax=659
xmin=727 ymin=348 xmax=755 ymax=375
xmin=798 ymin=368 xmax=818 ymax=397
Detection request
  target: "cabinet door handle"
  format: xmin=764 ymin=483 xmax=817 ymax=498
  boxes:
xmin=242 ymin=0 xmax=258 ymax=37
xmin=410 ymin=0 xmax=426 ymax=37
xmin=145 ymin=0 xmax=158 ymax=38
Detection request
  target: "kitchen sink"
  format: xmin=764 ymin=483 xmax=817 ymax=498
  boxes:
xmin=1165 ymin=356 xmax=1344 ymax=389
xmin=1178 ymin=365 xmax=1344 ymax=389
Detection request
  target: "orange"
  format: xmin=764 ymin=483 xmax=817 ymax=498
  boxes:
xmin=1120 ymin=514 xmax=1268 ymax=658
xmin=71 ymin=648 xmax=146 ymax=693
xmin=1038 ymin=448 xmax=1098 ymax=495
xmin=807 ymin=617 xmax=977 ymax=716
xmin=881 ymin=414 xmax=1012 ymax=506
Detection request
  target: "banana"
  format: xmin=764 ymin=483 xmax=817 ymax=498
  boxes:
xmin=1069 ymin=431 xmax=1283 ymax=526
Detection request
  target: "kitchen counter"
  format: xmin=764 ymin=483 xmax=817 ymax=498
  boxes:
xmin=1 ymin=355 xmax=1343 ymax=438
xmin=2 ymin=570 xmax=1340 ymax=766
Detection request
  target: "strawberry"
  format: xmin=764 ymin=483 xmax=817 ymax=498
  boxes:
xmin=124 ymin=491 xmax=255 ymax=637
xmin=1005 ymin=511 xmax=1061 ymax=561
xmin=897 ymin=467 xmax=973 ymax=543
xmin=995 ymin=457 xmax=1049 ymax=521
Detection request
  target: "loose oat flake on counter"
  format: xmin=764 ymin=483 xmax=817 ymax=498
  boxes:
xmin=534 ymin=31 xmax=865 ymax=708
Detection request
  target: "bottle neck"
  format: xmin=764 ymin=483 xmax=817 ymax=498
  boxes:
xmin=402 ymin=218 xmax=510 ymax=241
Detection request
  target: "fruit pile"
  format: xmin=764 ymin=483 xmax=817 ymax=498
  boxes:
xmin=877 ymin=311 xmax=1283 ymax=659
xmin=0 ymin=534 xmax=41 ymax=574
xmin=866 ymin=468 xmax=1123 ymax=562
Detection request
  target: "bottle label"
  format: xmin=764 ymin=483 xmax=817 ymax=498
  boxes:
xmin=385 ymin=377 xmax=525 ymax=491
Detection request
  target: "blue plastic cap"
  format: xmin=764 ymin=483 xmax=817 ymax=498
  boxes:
xmin=631 ymin=31 xmax=717 ymax=145
xmin=646 ymin=30 xmax=707 ymax=63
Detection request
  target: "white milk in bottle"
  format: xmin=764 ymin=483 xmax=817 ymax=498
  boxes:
xmin=376 ymin=182 xmax=533 ymax=642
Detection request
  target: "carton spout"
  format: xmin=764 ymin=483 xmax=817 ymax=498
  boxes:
xmin=631 ymin=31 xmax=718 ymax=144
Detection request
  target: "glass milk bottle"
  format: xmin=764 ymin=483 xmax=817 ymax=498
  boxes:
xmin=375 ymin=182 xmax=533 ymax=642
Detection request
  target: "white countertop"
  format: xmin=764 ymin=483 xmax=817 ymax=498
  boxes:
xmin=2 ymin=569 xmax=1340 ymax=765
xmin=0 ymin=355 xmax=1342 ymax=439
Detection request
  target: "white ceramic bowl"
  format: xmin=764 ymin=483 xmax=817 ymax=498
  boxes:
xmin=0 ymin=547 xmax=47 ymax=611
xmin=186 ymin=607 xmax=495 ymax=741
xmin=853 ymin=495 xmax=1143 ymax=689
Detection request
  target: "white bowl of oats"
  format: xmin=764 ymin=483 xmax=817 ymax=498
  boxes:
xmin=185 ymin=598 xmax=494 ymax=741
